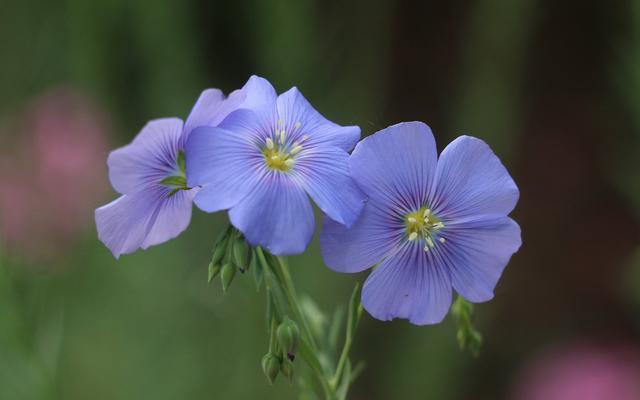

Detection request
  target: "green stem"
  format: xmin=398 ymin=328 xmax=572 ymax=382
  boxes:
xmin=268 ymin=318 xmax=278 ymax=353
xmin=255 ymin=248 xmax=333 ymax=399
xmin=330 ymin=284 xmax=362 ymax=390
xmin=330 ymin=335 xmax=352 ymax=389
xmin=274 ymin=256 xmax=318 ymax=350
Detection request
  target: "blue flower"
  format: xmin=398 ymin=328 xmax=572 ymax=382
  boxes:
xmin=95 ymin=88 xmax=242 ymax=258
xmin=320 ymin=122 xmax=521 ymax=325
xmin=185 ymin=76 xmax=366 ymax=255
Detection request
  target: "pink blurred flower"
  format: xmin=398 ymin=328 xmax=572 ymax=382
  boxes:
xmin=0 ymin=86 xmax=110 ymax=261
xmin=510 ymin=341 xmax=640 ymax=400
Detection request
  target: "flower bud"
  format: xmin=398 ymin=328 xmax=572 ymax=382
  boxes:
xmin=261 ymin=353 xmax=280 ymax=384
xmin=280 ymin=356 xmax=294 ymax=383
xmin=251 ymin=250 xmax=263 ymax=289
xmin=220 ymin=263 xmax=236 ymax=292
xmin=211 ymin=237 xmax=227 ymax=266
xmin=207 ymin=262 xmax=221 ymax=283
xmin=232 ymin=237 xmax=249 ymax=271
xmin=276 ymin=317 xmax=300 ymax=356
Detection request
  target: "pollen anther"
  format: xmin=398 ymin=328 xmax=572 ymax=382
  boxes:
xmin=262 ymin=128 xmax=302 ymax=172
xmin=405 ymin=206 xmax=446 ymax=249
xmin=426 ymin=236 xmax=434 ymax=248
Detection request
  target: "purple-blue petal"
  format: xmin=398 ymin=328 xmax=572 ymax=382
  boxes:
xmin=295 ymin=146 xmax=366 ymax=227
xmin=439 ymin=215 xmax=521 ymax=302
xmin=350 ymin=121 xmax=438 ymax=212
xmin=276 ymin=87 xmax=360 ymax=152
xmin=95 ymin=186 xmax=195 ymax=258
xmin=182 ymin=87 xmax=249 ymax=146
xmin=107 ymin=118 xmax=183 ymax=194
xmin=431 ymin=135 xmax=519 ymax=220
xmin=362 ymin=242 xmax=452 ymax=325
xmin=183 ymin=89 xmax=224 ymax=138
xmin=217 ymin=108 xmax=272 ymax=142
xmin=229 ymin=173 xmax=314 ymax=256
xmin=320 ymin=198 xmax=403 ymax=273
xmin=185 ymin=126 xmax=264 ymax=213
xmin=234 ymin=75 xmax=278 ymax=127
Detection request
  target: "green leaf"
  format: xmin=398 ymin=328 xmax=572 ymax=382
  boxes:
xmin=451 ymin=295 xmax=483 ymax=356
xmin=328 ymin=306 xmax=345 ymax=354
xmin=299 ymin=338 xmax=326 ymax=379
xmin=299 ymin=296 xmax=327 ymax=342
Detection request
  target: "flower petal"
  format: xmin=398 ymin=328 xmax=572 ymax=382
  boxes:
xmin=107 ymin=118 xmax=183 ymax=194
xmin=235 ymin=75 xmax=278 ymax=128
xmin=185 ymin=126 xmax=264 ymax=212
xmin=276 ymin=87 xmax=360 ymax=151
xmin=320 ymin=198 xmax=403 ymax=273
xmin=182 ymin=87 xmax=249 ymax=145
xmin=183 ymin=88 xmax=224 ymax=137
xmin=438 ymin=215 xmax=521 ymax=302
xmin=350 ymin=122 xmax=438 ymax=212
xmin=295 ymin=146 xmax=366 ymax=227
xmin=217 ymin=108 xmax=271 ymax=142
xmin=362 ymin=243 xmax=452 ymax=325
xmin=229 ymin=173 xmax=314 ymax=256
xmin=95 ymin=187 xmax=195 ymax=258
xmin=431 ymin=135 xmax=519 ymax=219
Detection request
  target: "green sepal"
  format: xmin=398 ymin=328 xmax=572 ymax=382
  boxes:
xmin=176 ymin=150 xmax=186 ymax=173
xmin=159 ymin=175 xmax=187 ymax=188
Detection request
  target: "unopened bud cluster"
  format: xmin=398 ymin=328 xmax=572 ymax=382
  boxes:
xmin=277 ymin=317 xmax=300 ymax=359
xmin=262 ymin=316 xmax=301 ymax=384
xmin=207 ymin=227 xmax=254 ymax=292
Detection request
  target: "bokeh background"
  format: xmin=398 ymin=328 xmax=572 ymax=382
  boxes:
xmin=1 ymin=1 xmax=640 ymax=399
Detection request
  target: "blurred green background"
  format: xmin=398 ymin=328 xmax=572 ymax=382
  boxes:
xmin=1 ymin=1 xmax=640 ymax=399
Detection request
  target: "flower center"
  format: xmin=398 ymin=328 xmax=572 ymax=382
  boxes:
xmin=262 ymin=120 xmax=307 ymax=172
xmin=159 ymin=150 xmax=189 ymax=197
xmin=405 ymin=207 xmax=446 ymax=252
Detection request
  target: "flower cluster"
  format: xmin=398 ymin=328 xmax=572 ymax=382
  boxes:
xmin=96 ymin=76 xmax=521 ymax=326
